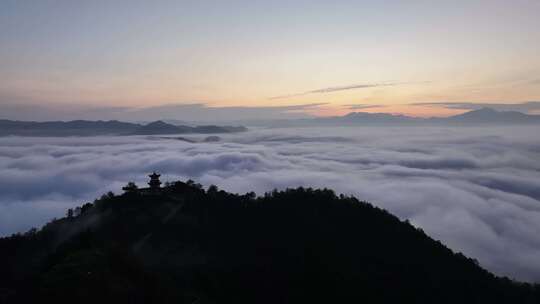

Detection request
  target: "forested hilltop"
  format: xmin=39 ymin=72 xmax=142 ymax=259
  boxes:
xmin=1 ymin=178 xmax=539 ymax=304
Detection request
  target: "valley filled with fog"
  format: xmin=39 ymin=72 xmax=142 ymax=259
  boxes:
xmin=1 ymin=126 xmax=540 ymax=281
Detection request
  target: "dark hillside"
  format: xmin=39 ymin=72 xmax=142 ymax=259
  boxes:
xmin=0 ymin=180 xmax=538 ymax=304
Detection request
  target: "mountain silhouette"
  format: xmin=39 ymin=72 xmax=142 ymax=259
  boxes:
xmin=1 ymin=108 xmax=538 ymax=135
xmin=251 ymin=108 xmax=540 ymax=127
xmin=131 ymin=120 xmax=192 ymax=135
xmin=1 ymin=178 xmax=538 ymax=303
xmin=442 ymin=107 xmax=540 ymax=124
xmin=0 ymin=120 xmax=247 ymax=136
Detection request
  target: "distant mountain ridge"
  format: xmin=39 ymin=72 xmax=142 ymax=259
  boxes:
xmin=1 ymin=108 xmax=537 ymax=135
xmin=0 ymin=119 xmax=247 ymax=136
xmin=437 ymin=107 xmax=540 ymax=124
xmin=325 ymin=108 xmax=540 ymax=125
xmin=244 ymin=108 xmax=540 ymax=127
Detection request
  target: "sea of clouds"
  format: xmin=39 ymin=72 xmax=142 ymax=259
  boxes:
xmin=1 ymin=126 xmax=540 ymax=281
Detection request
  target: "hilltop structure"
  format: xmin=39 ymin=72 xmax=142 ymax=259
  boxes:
xmin=122 ymin=172 xmax=163 ymax=194
xmin=148 ymin=172 xmax=162 ymax=190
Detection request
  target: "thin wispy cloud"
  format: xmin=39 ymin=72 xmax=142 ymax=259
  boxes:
xmin=309 ymin=83 xmax=398 ymax=94
xmin=269 ymin=83 xmax=399 ymax=100
xmin=344 ymin=104 xmax=386 ymax=110
xmin=270 ymin=81 xmax=431 ymax=100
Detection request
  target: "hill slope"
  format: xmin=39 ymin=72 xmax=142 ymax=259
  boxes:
xmin=1 ymin=180 xmax=538 ymax=303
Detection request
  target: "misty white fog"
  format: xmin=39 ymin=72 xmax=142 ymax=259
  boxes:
xmin=1 ymin=126 xmax=540 ymax=281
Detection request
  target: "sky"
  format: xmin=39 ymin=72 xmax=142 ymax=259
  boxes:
xmin=1 ymin=0 xmax=540 ymax=119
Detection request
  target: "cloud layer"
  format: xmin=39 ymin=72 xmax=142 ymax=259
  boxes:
xmin=1 ymin=126 xmax=540 ymax=282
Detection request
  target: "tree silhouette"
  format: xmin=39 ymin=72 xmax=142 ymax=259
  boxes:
xmin=122 ymin=181 xmax=138 ymax=193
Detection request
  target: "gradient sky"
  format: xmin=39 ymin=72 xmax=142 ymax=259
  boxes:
xmin=1 ymin=0 xmax=539 ymax=118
